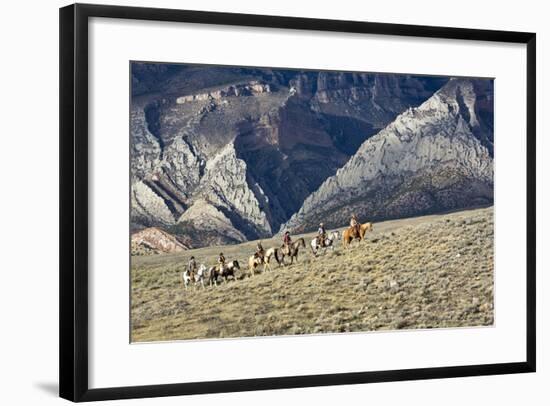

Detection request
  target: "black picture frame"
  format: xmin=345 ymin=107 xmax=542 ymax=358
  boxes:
xmin=59 ymin=3 xmax=536 ymax=402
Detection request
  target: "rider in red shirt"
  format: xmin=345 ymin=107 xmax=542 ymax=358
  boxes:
xmin=283 ymin=231 xmax=292 ymax=248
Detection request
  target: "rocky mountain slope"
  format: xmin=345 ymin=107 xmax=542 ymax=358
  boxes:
xmin=283 ymin=79 xmax=494 ymax=233
xmin=131 ymin=227 xmax=188 ymax=255
xmin=131 ymin=63 xmax=449 ymax=247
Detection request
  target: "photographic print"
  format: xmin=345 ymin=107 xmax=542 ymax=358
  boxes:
xmin=130 ymin=62 xmax=494 ymax=342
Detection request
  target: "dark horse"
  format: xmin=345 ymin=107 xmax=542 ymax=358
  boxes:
xmin=208 ymin=260 xmax=240 ymax=285
xmin=280 ymin=238 xmax=306 ymax=265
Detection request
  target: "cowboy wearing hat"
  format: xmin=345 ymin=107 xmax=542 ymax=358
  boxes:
xmin=283 ymin=231 xmax=292 ymax=250
xmin=350 ymin=214 xmax=360 ymax=237
xmin=317 ymin=222 xmax=327 ymax=247
xmin=217 ymin=252 xmax=226 ymax=274
xmin=254 ymin=241 xmax=265 ymax=261
xmin=187 ymin=256 xmax=197 ymax=280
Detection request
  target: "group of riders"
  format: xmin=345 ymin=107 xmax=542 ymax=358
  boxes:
xmin=185 ymin=214 xmax=362 ymax=276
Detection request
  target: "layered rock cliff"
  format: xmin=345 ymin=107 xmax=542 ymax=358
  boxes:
xmin=130 ymin=63 xmax=489 ymax=248
xmin=282 ymin=79 xmax=494 ymax=233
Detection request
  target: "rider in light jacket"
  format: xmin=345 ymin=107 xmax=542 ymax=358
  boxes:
xmin=217 ymin=252 xmax=226 ymax=273
xmin=350 ymin=214 xmax=360 ymax=236
xmin=255 ymin=242 xmax=265 ymax=260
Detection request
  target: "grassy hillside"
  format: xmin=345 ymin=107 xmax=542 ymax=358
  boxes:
xmin=131 ymin=207 xmax=494 ymax=342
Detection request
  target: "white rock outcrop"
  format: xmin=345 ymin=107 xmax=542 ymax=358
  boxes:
xmin=199 ymin=142 xmax=272 ymax=236
xmin=283 ymin=79 xmax=493 ymax=232
xmin=177 ymin=199 xmax=247 ymax=243
xmin=130 ymin=107 xmax=162 ymax=178
xmin=131 ymin=180 xmax=175 ymax=225
xmin=176 ymin=81 xmax=271 ymax=104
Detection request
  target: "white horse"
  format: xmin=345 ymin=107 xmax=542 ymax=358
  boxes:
xmin=265 ymin=247 xmax=281 ymax=267
xmin=248 ymin=247 xmax=281 ymax=277
xmin=182 ymin=264 xmax=209 ymax=289
xmin=311 ymin=231 xmax=340 ymax=256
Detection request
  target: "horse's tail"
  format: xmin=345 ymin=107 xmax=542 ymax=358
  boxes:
xmin=274 ymin=248 xmax=280 ymax=265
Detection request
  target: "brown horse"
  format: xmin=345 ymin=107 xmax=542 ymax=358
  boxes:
xmin=280 ymin=238 xmax=305 ymax=265
xmin=343 ymin=222 xmax=373 ymax=248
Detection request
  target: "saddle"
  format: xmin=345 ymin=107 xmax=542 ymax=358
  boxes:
xmin=349 ymin=224 xmax=361 ymax=238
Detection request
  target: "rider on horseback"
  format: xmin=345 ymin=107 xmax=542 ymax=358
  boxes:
xmin=187 ymin=256 xmax=197 ymax=279
xmin=283 ymin=231 xmax=292 ymax=251
xmin=217 ymin=252 xmax=226 ymax=274
xmin=350 ymin=214 xmax=360 ymax=237
xmin=254 ymin=241 xmax=265 ymax=261
xmin=317 ymin=222 xmax=327 ymax=247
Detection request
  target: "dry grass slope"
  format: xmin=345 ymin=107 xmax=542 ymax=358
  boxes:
xmin=131 ymin=207 xmax=494 ymax=342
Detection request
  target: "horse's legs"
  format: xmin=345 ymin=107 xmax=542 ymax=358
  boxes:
xmin=184 ymin=274 xmax=190 ymax=290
